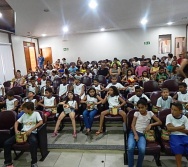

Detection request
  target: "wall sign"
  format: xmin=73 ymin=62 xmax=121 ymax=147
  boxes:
xmin=63 ymin=48 xmax=69 ymax=51
xmin=144 ymin=41 xmax=150 ymax=45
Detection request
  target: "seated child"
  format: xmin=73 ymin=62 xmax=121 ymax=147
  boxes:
xmin=128 ymin=98 xmax=162 ymax=167
xmin=41 ymin=79 xmax=54 ymax=96
xmin=125 ymin=78 xmax=139 ymax=93
xmin=96 ymin=86 xmax=126 ymax=135
xmin=105 ymin=76 xmax=125 ymax=91
xmin=0 ymin=90 xmax=18 ymax=112
xmin=51 ymin=70 xmax=59 ymax=82
xmin=83 ymin=68 xmax=93 ymax=78
xmin=92 ymin=79 xmax=104 ymax=95
xmin=121 ymin=69 xmax=136 ymax=83
xmin=58 ymin=77 xmax=69 ymax=97
xmin=38 ymin=88 xmax=56 ymax=122
xmin=173 ymin=82 xmax=188 ymax=115
xmin=52 ymin=92 xmax=78 ymax=138
xmin=26 ymin=77 xmax=39 ymax=95
xmin=18 ymin=91 xmax=37 ymax=118
xmin=40 ymin=74 xmax=47 ymax=90
xmin=81 ymin=88 xmax=103 ymax=135
xmin=155 ymin=88 xmax=172 ymax=111
xmin=3 ymin=102 xmax=43 ymax=167
xmin=127 ymin=86 xmax=150 ymax=111
xmin=73 ymin=77 xmax=85 ymax=100
xmin=155 ymin=66 xmax=168 ymax=82
xmin=166 ymin=102 xmax=188 ymax=167
xmin=74 ymin=69 xmax=83 ymax=80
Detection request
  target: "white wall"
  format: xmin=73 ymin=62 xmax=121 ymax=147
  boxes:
xmin=0 ymin=32 xmax=9 ymax=44
xmin=11 ymin=35 xmax=39 ymax=75
xmin=39 ymin=25 xmax=186 ymax=63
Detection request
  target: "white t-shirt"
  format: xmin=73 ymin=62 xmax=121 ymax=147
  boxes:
xmin=67 ymin=100 xmax=77 ymax=109
xmin=83 ymin=73 xmax=92 ymax=78
xmin=128 ymin=94 xmax=150 ymax=104
xmin=73 ymin=83 xmax=85 ymax=99
xmin=59 ymin=84 xmax=69 ymax=96
xmin=6 ymin=98 xmax=17 ymax=110
xmin=25 ymin=98 xmax=37 ymax=108
xmin=134 ymin=111 xmax=154 ymax=133
xmin=156 ymin=96 xmax=172 ymax=110
xmin=107 ymin=95 xmax=120 ymax=108
xmin=44 ymin=96 xmax=55 ymax=106
xmin=92 ymin=85 xmax=101 ymax=92
xmin=166 ymin=114 xmax=188 ymax=135
xmin=18 ymin=111 xmax=42 ymax=133
xmin=74 ymin=74 xmax=83 ymax=80
xmin=177 ymin=91 xmax=188 ymax=113
xmin=40 ymin=79 xmax=46 ymax=89
xmin=28 ymin=85 xmax=37 ymax=94
xmin=0 ymin=84 xmax=4 ymax=96
xmin=106 ymin=83 xmax=125 ymax=89
xmin=87 ymin=95 xmax=98 ymax=109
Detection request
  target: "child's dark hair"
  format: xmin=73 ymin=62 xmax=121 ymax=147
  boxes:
xmin=172 ymin=65 xmax=179 ymax=74
xmin=87 ymin=87 xmax=97 ymax=97
xmin=45 ymin=87 xmax=53 ymax=93
xmin=179 ymin=82 xmax=187 ymax=88
xmin=137 ymin=97 xmax=148 ymax=106
xmin=135 ymin=86 xmax=141 ymax=90
xmin=159 ymin=66 xmax=165 ymax=70
xmin=93 ymin=78 xmax=99 ymax=82
xmin=171 ymin=102 xmax=183 ymax=111
xmin=142 ymin=70 xmax=149 ymax=78
xmin=161 ymin=88 xmax=169 ymax=92
xmin=109 ymin=86 xmax=119 ymax=96
xmin=46 ymin=79 xmax=51 ymax=83
xmin=6 ymin=90 xmax=14 ymax=97
xmin=30 ymin=77 xmax=35 ymax=81
xmin=41 ymin=74 xmax=46 ymax=77
xmin=126 ymin=69 xmax=132 ymax=77
xmin=22 ymin=102 xmax=34 ymax=110
xmin=61 ymin=76 xmax=67 ymax=80
xmin=65 ymin=91 xmax=76 ymax=103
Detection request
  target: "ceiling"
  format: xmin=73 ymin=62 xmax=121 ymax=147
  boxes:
xmin=5 ymin=0 xmax=188 ymax=37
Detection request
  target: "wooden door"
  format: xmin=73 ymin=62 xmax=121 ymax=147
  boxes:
xmin=24 ymin=47 xmax=32 ymax=72
xmin=40 ymin=47 xmax=52 ymax=65
xmin=29 ymin=47 xmax=37 ymax=71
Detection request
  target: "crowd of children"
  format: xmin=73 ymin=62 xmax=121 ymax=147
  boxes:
xmin=1 ymin=54 xmax=188 ymax=167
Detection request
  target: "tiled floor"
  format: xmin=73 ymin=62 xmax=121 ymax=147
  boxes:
xmin=0 ymin=125 xmax=188 ymax=167
xmin=0 ymin=150 xmax=188 ymax=167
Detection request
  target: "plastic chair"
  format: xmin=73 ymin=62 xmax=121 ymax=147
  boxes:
xmin=0 ymin=111 xmax=17 ymax=148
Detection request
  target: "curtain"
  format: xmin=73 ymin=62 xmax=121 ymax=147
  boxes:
xmin=0 ymin=44 xmax=14 ymax=83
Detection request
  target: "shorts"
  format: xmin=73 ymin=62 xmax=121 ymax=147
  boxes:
xmin=170 ymin=135 xmax=188 ymax=155
xmin=43 ymin=110 xmax=51 ymax=117
xmin=107 ymin=108 xmax=121 ymax=113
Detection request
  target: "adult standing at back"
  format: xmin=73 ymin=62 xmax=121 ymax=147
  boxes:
xmin=179 ymin=52 xmax=188 ymax=78
xmin=37 ymin=54 xmax=45 ymax=69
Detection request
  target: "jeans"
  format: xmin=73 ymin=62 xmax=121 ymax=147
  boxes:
xmin=4 ymin=133 xmax=38 ymax=165
xmin=128 ymin=131 xmax=146 ymax=167
xmin=83 ymin=109 xmax=98 ymax=129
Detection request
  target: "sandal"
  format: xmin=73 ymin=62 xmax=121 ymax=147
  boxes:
xmin=73 ymin=132 xmax=77 ymax=138
xmin=51 ymin=132 xmax=58 ymax=137
xmin=95 ymin=131 xmax=103 ymax=136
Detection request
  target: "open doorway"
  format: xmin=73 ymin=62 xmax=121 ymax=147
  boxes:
xmin=40 ymin=47 xmax=53 ymax=67
xmin=23 ymin=42 xmax=37 ymax=72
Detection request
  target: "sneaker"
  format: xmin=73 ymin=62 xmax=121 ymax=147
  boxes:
xmin=73 ymin=132 xmax=77 ymax=138
xmin=51 ymin=132 xmax=58 ymax=137
xmin=31 ymin=163 xmax=38 ymax=167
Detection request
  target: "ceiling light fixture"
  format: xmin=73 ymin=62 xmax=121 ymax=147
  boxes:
xmin=42 ymin=34 xmax=47 ymax=37
xmin=140 ymin=18 xmax=148 ymax=25
xmin=167 ymin=22 xmax=174 ymax=25
xmin=100 ymin=28 xmax=105 ymax=32
xmin=63 ymin=26 xmax=69 ymax=33
xmin=0 ymin=12 xmax=2 ymax=18
xmin=89 ymin=0 xmax=98 ymax=9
